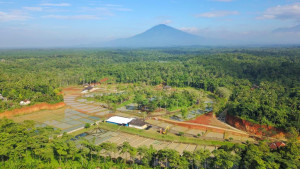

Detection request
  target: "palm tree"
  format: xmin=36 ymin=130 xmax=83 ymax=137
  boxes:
xmin=118 ymin=141 xmax=132 ymax=164
xmin=183 ymin=151 xmax=194 ymax=169
xmin=100 ymin=142 xmax=117 ymax=161
xmin=193 ymin=149 xmax=210 ymax=169
xmin=80 ymin=138 xmax=97 ymax=161
xmin=129 ymin=146 xmax=137 ymax=164
xmin=137 ymin=145 xmax=148 ymax=163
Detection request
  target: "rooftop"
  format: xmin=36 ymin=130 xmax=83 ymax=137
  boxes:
xmin=83 ymin=86 xmax=93 ymax=91
xmin=106 ymin=116 xmax=134 ymax=124
xmin=129 ymin=118 xmax=147 ymax=126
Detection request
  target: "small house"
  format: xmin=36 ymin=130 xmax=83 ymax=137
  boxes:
xmin=126 ymin=103 xmax=138 ymax=110
xmin=163 ymin=85 xmax=172 ymax=90
xmin=129 ymin=118 xmax=147 ymax=129
xmin=269 ymin=142 xmax=285 ymax=150
xmin=106 ymin=116 xmax=134 ymax=126
xmin=149 ymin=97 xmax=156 ymax=101
xmin=0 ymin=94 xmax=7 ymax=101
xmin=20 ymin=100 xmax=31 ymax=106
xmin=81 ymin=86 xmax=93 ymax=94
xmin=83 ymin=83 xmax=89 ymax=87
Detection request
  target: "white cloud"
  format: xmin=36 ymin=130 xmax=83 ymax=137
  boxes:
xmin=42 ymin=15 xmax=101 ymax=20
xmin=23 ymin=7 xmax=43 ymax=11
xmin=40 ymin=3 xmax=71 ymax=7
xmin=0 ymin=11 xmax=30 ymax=21
xmin=180 ymin=27 xmax=199 ymax=34
xmin=196 ymin=11 xmax=239 ymax=18
xmin=258 ymin=3 xmax=300 ymax=21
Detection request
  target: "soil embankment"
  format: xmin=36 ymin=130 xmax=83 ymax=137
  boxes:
xmin=0 ymin=102 xmax=65 ymax=118
xmin=187 ymin=112 xmax=232 ymax=129
xmin=157 ymin=117 xmax=249 ymax=137
xmin=225 ymin=114 xmax=286 ymax=139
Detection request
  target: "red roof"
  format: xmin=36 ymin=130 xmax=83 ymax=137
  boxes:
xmin=100 ymin=78 xmax=109 ymax=83
xmin=269 ymin=142 xmax=285 ymax=150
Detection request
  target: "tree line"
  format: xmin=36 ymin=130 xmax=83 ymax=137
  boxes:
xmin=0 ymin=48 xmax=299 ymax=131
xmin=0 ymin=119 xmax=299 ymax=168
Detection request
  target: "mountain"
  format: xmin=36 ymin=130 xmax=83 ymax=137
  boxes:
xmin=101 ymin=24 xmax=204 ymax=47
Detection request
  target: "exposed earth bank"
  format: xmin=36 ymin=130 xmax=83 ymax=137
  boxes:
xmin=226 ymin=114 xmax=287 ymax=139
xmin=0 ymin=102 xmax=65 ymax=118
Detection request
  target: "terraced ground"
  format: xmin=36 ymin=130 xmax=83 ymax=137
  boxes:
xmin=64 ymin=86 xmax=254 ymax=142
xmin=11 ymin=85 xmax=253 ymax=155
xmin=64 ymin=94 xmax=112 ymax=117
xmin=76 ymin=130 xmax=217 ymax=155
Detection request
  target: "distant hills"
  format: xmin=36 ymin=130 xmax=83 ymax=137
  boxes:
xmin=100 ymin=24 xmax=205 ymax=47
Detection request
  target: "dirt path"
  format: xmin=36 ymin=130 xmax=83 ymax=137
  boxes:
xmin=158 ymin=117 xmax=249 ymax=137
xmin=63 ymin=86 xmax=253 ymax=143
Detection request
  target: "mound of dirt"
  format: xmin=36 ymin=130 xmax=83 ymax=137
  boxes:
xmin=158 ymin=117 xmax=249 ymax=137
xmin=187 ymin=112 xmax=232 ymax=129
xmin=225 ymin=114 xmax=286 ymax=139
xmin=0 ymin=102 xmax=65 ymax=118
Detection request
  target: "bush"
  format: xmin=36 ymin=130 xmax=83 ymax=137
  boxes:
xmin=84 ymin=123 xmax=91 ymax=129
xmin=178 ymin=132 xmax=184 ymax=136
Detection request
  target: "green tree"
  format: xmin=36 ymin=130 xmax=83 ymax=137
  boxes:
xmin=211 ymin=149 xmax=240 ymax=169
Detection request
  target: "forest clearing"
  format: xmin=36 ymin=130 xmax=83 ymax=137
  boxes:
xmin=1 ymin=48 xmax=299 ymax=168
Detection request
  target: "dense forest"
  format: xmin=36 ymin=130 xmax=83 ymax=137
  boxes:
xmin=0 ymin=48 xmax=299 ymax=131
xmin=0 ymin=119 xmax=299 ymax=168
xmin=93 ymin=86 xmax=205 ymax=113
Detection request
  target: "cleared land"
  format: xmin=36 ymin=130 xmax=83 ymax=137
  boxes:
xmin=10 ymin=85 xmax=253 ymax=155
xmin=80 ymin=130 xmax=217 ymax=155
xmin=11 ymin=107 xmax=100 ymax=133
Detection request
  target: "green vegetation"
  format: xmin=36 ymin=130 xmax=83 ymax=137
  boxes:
xmin=1 ymin=119 xmax=299 ymax=168
xmin=90 ymin=85 xmax=208 ymax=113
xmin=84 ymin=123 xmax=91 ymax=129
xmin=1 ymin=48 xmax=299 ymax=131
xmin=95 ymin=122 xmax=235 ymax=147
xmin=0 ymin=44 xmax=300 ymax=169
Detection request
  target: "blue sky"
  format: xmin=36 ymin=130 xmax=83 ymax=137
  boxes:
xmin=1 ymin=0 xmax=300 ymax=47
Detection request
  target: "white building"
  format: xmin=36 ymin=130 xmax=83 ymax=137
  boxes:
xmin=106 ymin=116 xmax=134 ymax=126
xmin=20 ymin=100 xmax=31 ymax=106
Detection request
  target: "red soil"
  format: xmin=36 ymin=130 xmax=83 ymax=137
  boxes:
xmin=153 ymin=108 xmax=166 ymax=112
xmin=158 ymin=117 xmax=249 ymax=137
xmin=0 ymin=102 xmax=65 ymax=118
xmin=187 ymin=112 xmax=232 ymax=129
xmin=63 ymin=87 xmax=80 ymax=91
xmin=187 ymin=112 xmax=214 ymax=125
xmin=100 ymin=77 xmax=109 ymax=83
xmin=226 ymin=114 xmax=286 ymax=139
xmin=62 ymin=87 xmax=83 ymax=95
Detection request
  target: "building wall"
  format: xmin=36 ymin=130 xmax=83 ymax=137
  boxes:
xmin=129 ymin=124 xmax=147 ymax=129
xmin=106 ymin=121 xmax=129 ymax=126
